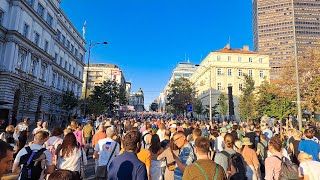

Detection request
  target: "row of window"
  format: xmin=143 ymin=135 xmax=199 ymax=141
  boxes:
xmin=17 ymin=49 xmax=47 ymax=81
xmin=56 ymin=30 xmax=84 ymax=62
xmin=259 ymin=30 xmax=294 ymax=37
xmin=216 ymin=68 xmax=265 ymax=78
xmin=54 ymin=53 xmax=82 ymax=79
xmin=52 ymin=71 xmax=81 ymax=93
xmin=216 ymin=83 xmax=244 ymax=91
xmin=258 ymin=3 xmax=292 ymax=11
xmin=22 ymin=23 xmax=51 ymax=54
xmin=216 ymin=56 xmax=263 ymax=63
xmin=258 ymin=21 xmax=292 ymax=29
xmin=25 ymin=0 xmax=54 ymax=27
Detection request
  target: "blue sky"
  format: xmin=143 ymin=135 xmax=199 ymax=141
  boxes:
xmin=61 ymin=0 xmax=254 ymax=110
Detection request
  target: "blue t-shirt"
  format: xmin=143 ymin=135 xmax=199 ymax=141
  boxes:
xmin=174 ymin=143 xmax=196 ymax=180
xmin=298 ymin=139 xmax=320 ymax=161
xmin=108 ymin=151 xmax=148 ymax=180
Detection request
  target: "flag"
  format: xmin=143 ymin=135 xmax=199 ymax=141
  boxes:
xmin=82 ymin=20 xmax=86 ymax=39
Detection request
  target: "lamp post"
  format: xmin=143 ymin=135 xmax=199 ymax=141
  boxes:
xmin=83 ymin=40 xmax=108 ymax=118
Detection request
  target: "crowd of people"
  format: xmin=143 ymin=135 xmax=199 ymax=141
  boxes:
xmin=0 ymin=115 xmax=320 ymax=180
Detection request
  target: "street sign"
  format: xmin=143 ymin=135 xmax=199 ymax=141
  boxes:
xmin=187 ymin=104 xmax=193 ymax=112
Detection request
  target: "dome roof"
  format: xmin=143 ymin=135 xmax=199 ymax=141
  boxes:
xmin=137 ymin=88 xmax=144 ymax=95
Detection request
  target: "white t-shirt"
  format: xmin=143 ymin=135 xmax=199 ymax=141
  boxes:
xmin=299 ymin=161 xmax=320 ymax=180
xmin=14 ymin=144 xmax=53 ymax=180
xmin=157 ymin=129 xmax=166 ymax=142
xmin=94 ymin=138 xmax=119 ymax=167
xmin=215 ymin=136 xmax=225 ymax=153
xmin=57 ymin=147 xmax=87 ymax=172
xmin=44 ymin=136 xmax=63 ymax=150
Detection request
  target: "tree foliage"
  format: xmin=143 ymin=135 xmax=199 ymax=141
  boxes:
xmin=239 ymin=74 xmax=257 ymax=120
xmin=166 ymin=78 xmax=196 ymax=115
xmin=87 ymin=80 xmax=128 ymax=116
xmin=194 ymin=98 xmax=204 ymax=116
xmin=279 ymin=49 xmax=320 ymax=114
xmin=218 ymin=93 xmax=228 ymax=117
xmin=149 ymin=102 xmax=158 ymax=112
xmin=203 ymin=104 xmax=219 ymax=118
xmin=61 ymin=90 xmax=78 ymax=112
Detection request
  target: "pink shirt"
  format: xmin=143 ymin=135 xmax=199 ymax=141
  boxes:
xmin=73 ymin=130 xmax=83 ymax=146
xmin=265 ymin=152 xmax=283 ymax=180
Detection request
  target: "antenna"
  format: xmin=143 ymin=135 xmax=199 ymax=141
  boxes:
xmin=185 ymin=53 xmax=187 ymax=62
xmin=187 ymin=57 xmax=190 ymax=63
xmin=228 ymin=36 xmax=231 ymax=47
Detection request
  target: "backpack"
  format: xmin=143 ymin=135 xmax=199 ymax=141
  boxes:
xmin=19 ymin=146 xmax=47 ymax=180
xmin=274 ymin=156 xmax=299 ymax=180
xmin=19 ymin=130 xmax=28 ymax=142
xmin=221 ymin=151 xmax=247 ymax=180
xmin=258 ymin=142 xmax=268 ymax=161
xmin=46 ymin=138 xmax=60 ymax=159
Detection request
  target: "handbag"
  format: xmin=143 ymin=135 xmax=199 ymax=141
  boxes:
xmin=96 ymin=142 xmax=118 ymax=178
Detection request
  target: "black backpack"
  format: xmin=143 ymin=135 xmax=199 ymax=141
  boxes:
xmin=221 ymin=151 xmax=247 ymax=180
xmin=19 ymin=146 xmax=47 ymax=180
xmin=141 ymin=132 xmax=150 ymax=149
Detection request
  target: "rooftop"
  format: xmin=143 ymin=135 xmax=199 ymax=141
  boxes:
xmin=214 ymin=44 xmax=258 ymax=55
xmin=86 ymin=64 xmax=119 ymax=68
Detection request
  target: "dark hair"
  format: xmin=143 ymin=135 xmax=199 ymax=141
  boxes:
xmin=149 ymin=134 xmax=161 ymax=154
xmin=269 ymin=136 xmax=282 ymax=152
xmin=172 ymin=131 xmax=185 ymax=137
xmin=210 ymin=129 xmax=219 ymax=138
xmin=224 ymin=133 xmax=235 ymax=148
xmin=0 ymin=140 xmax=13 ymax=160
xmin=48 ymin=169 xmax=79 ymax=180
xmin=123 ymin=131 xmax=141 ymax=151
xmin=195 ymin=137 xmax=210 ymax=154
xmin=146 ymin=124 xmax=152 ymax=130
xmin=165 ymin=130 xmax=171 ymax=137
xmin=192 ymin=128 xmax=202 ymax=137
xmin=61 ymin=133 xmax=78 ymax=157
xmin=305 ymin=128 xmax=315 ymax=139
xmin=52 ymin=128 xmax=64 ymax=137
xmin=231 ymin=130 xmax=239 ymax=141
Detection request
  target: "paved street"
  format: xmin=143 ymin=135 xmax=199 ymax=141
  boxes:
xmin=83 ymin=149 xmax=96 ymax=180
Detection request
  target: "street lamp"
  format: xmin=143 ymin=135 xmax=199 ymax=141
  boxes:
xmin=83 ymin=40 xmax=108 ymax=117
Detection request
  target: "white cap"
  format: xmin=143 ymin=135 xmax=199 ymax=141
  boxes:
xmin=170 ymin=124 xmax=177 ymax=128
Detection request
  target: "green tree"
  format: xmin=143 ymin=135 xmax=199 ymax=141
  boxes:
xmin=166 ymin=78 xmax=196 ymax=115
xmin=149 ymin=102 xmax=158 ymax=112
xmin=61 ymin=91 xmax=79 ymax=120
xmin=88 ymin=80 xmax=128 ymax=117
xmin=239 ymin=74 xmax=257 ymax=120
xmin=204 ymin=104 xmax=219 ymax=119
xmin=218 ymin=93 xmax=228 ymax=119
xmin=194 ymin=98 xmax=204 ymax=119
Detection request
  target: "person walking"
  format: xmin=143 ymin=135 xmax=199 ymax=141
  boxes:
xmin=56 ymin=133 xmax=87 ymax=179
xmin=299 ymin=128 xmax=320 ymax=161
xmin=298 ymin=152 xmax=320 ymax=179
xmin=108 ymin=130 xmax=148 ymax=180
xmin=183 ymin=136 xmax=226 ymax=180
xmin=149 ymin=134 xmax=164 ymax=180
xmin=265 ymin=137 xmax=284 ymax=180
xmin=83 ymin=120 xmax=94 ymax=156
xmin=94 ymin=127 xmax=119 ymax=179
xmin=0 ymin=140 xmax=14 ymax=179
xmin=240 ymin=137 xmax=260 ymax=180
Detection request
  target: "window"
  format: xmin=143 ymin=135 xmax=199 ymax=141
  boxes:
xmin=259 ymin=70 xmax=264 ymax=78
xmin=66 ymin=40 xmax=70 ymax=48
xmin=37 ymin=3 xmax=44 ymax=17
xmin=63 ymin=79 xmax=66 ymax=91
xmin=69 ymin=63 xmax=71 ymax=72
xmin=57 ymin=75 xmax=61 ymax=89
xmin=217 ymin=55 xmax=221 ymax=61
xmin=228 ymin=56 xmax=231 ymax=61
xmin=78 ymin=71 xmax=81 ymax=78
xmin=65 ymin=61 xmax=67 ymax=69
xmin=0 ymin=9 xmax=4 ymax=26
xmin=54 ymin=53 xmax=58 ymax=63
xmin=23 ymin=23 xmax=29 ymax=37
xmin=67 ymin=81 xmax=70 ymax=91
xmin=80 ymin=53 xmax=84 ymax=62
xmin=238 ymin=56 xmax=242 ymax=62
xmin=217 ymin=68 xmax=222 ymax=76
xmin=227 ymin=68 xmax=232 ymax=76
xmin=259 ymin=58 xmax=263 ymax=63
xmin=34 ymin=32 xmax=40 ymax=46
xmin=40 ymin=63 xmax=47 ymax=80
xmin=71 ymin=44 xmax=74 ymax=53
xmin=60 ymin=57 xmax=63 ymax=66
xmin=18 ymin=49 xmax=27 ymax=70
xmin=228 ymin=83 xmax=232 ymax=87
xmin=248 ymin=69 xmax=253 ymax=76
xmin=46 ymin=13 xmax=53 ymax=26
xmin=249 ymin=57 xmax=253 ymax=62
xmin=57 ymin=30 xmax=61 ymax=40
xmin=62 ymin=35 xmax=66 ymax=44
xmin=73 ymin=67 xmax=75 ymax=74
xmin=52 ymin=72 xmax=56 ymax=87
xmin=75 ymin=48 xmax=78 ymax=57
xmin=217 ymin=83 xmax=222 ymax=90
xmin=30 ymin=56 xmax=38 ymax=76
xmin=238 ymin=69 xmax=243 ymax=76
xmin=26 ymin=0 xmax=34 ymax=7
xmin=44 ymin=40 xmax=49 ymax=52
xmin=239 ymin=84 xmax=243 ymax=91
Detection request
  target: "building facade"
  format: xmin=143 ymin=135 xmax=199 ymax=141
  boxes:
xmin=82 ymin=64 xmax=126 ymax=98
xmin=0 ymin=0 xmax=86 ymax=126
xmin=189 ymin=45 xmax=270 ymax=120
xmin=253 ymin=0 xmax=320 ymax=81
xmin=129 ymin=88 xmax=144 ymax=112
xmin=158 ymin=62 xmax=198 ymax=113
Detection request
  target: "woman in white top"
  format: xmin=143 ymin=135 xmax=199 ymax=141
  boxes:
xmin=57 ymin=133 xmax=87 ymax=178
xmin=298 ymin=152 xmax=320 ymax=180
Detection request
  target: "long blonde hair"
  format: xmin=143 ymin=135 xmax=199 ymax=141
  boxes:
xmin=298 ymin=152 xmax=313 ymax=162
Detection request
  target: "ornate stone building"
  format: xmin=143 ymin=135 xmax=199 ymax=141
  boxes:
xmin=129 ymin=88 xmax=145 ymax=112
xmin=0 ymin=0 xmax=86 ymax=127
